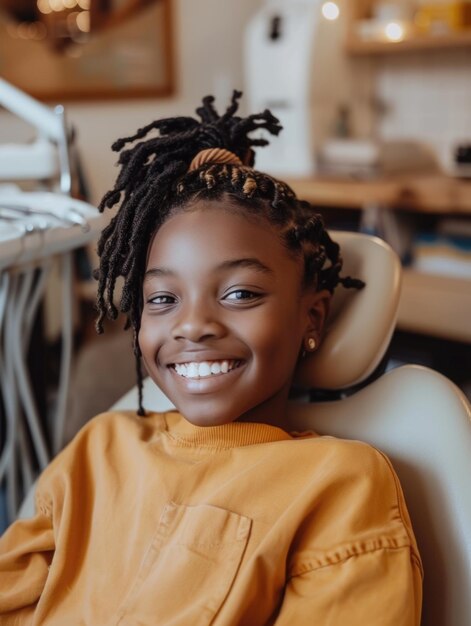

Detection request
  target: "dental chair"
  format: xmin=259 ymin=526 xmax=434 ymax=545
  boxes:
xmin=18 ymin=232 xmax=471 ymax=626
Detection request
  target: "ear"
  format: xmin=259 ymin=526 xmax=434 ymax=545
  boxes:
xmin=302 ymin=289 xmax=332 ymax=351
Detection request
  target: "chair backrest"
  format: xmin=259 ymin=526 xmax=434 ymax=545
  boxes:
xmin=295 ymin=231 xmax=402 ymax=389
xmin=113 ymin=367 xmax=471 ymax=626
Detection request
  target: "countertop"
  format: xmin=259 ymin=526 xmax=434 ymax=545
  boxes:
xmin=286 ymin=172 xmax=471 ymax=214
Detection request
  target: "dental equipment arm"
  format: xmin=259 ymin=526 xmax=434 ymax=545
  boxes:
xmin=0 ymin=78 xmax=71 ymax=193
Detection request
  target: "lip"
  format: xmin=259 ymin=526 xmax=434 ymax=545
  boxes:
xmin=168 ymin=359 xmax=246 ymax=394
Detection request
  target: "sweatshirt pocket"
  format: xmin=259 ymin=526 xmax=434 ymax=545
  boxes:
xmin=116 ymin=502 xmax=252 ymax=626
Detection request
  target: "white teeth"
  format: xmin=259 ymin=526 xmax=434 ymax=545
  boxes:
xmin=198 ymin=362 xmax=211 ymax=377
xmin=187 ymin=362 xmax=198 ymax=378
xmin=175 ymin=363 xmax=187 ymax=376
xmin=210 ymin=362 xmax=221 ymax=374
xmin=173 ymin=360 xmax=238 ymax=379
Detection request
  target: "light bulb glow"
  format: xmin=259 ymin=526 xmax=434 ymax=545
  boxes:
xmin=76 ymin=10 xmax=90 ymax=32
xmin=321 ymin=2 xmax=340 ymax=21
xmin=384 ymin=21 xmax=404 ymax=41
xmin=49 ymin=0 xmax=64 ymax=11
xmin=37 ymin=0 xmax=52 ymax=14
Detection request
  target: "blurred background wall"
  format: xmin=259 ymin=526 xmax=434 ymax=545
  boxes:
xmin=2 ymin=0 xmax=471 ymax=198
xmin=0 ymin=0 xmax=263 ymax=204
xmin=376 ymin=50 xmax=471 ymax=171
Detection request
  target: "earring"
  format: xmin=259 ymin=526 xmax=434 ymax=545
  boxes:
xmin=307 ymin=337 xmax=316 ymax=351
xmin=301 ymin=337 xmax=317 ymax=359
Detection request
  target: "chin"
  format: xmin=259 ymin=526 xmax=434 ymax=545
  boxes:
xmin=173 ymin=399 xmax=243 ymax=427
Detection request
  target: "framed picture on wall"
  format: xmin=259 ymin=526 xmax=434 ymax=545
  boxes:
xmin=0 ymin=0 xmax=175 ymax=101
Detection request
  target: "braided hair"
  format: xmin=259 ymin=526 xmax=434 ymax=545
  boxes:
xmin=95 ymin=90 xmax=364 ymax=414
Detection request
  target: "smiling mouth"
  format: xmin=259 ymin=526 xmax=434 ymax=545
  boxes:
xmin=171 ymin=360 xmax=243 ymax=379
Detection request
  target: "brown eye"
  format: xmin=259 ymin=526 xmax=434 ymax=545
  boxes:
xmin=149 ymin=294 xmax=176 ymax=305
xmin=224 ymin=290 xmax=258 ymax=301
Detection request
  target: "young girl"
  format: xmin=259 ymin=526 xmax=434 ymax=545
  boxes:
xmin=0 ymin=91 xmax=422 ymax=625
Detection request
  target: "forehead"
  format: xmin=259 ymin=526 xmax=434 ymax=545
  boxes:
xmin=147 ymin=203 xmax=300 ymax=274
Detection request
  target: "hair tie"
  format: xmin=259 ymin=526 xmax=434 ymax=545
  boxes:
xmin=188 ymin=148 xmax=243 ymax=172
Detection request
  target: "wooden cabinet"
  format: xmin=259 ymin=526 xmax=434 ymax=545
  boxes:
xmin=345 ymin=0 xmax=471 ymax=54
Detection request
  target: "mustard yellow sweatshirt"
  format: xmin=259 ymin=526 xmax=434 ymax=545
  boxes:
xmin=0 ymin=410 xmax=422 ymax=625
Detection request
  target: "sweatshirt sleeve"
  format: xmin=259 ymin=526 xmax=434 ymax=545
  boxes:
xmin=274 ymin=542 xmax=422 ymax=625
xmin=0 ymin=498 xmax=54 ymax=622
xmin=274 ymin=441 xmax=423 ymax=626
xmin=0 ymin=411 xmax=114 ymax=623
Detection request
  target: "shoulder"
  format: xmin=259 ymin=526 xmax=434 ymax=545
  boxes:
xmin=285 ymin=434 xmax=413 ymax=532
xmin=67 ymin=409 xmax=168 ymax=447
xmin=290 ymin=432 xmax=399 ymax=492
xmin=316 ymin=437 xmax=408 ymax=520
xmin=36 ymin=411 xmax=166 ymax=491
xmin=71 ymin=409 xmax=165 ymax=445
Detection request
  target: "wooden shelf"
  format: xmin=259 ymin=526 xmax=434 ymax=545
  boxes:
xmin=346 ymin=30 xmax=471 ymax=55
xmin=286 ymin=174 xmax=471 ymax=214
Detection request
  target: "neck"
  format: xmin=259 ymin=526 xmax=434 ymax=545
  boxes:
xmin=236 ymin=384 xmax=291 ymax=430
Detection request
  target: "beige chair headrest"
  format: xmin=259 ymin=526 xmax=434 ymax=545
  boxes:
xmin=295 ymin=232 xmax=402 ymax=390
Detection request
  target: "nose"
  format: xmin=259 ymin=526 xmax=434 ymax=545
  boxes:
xmin=171 ymin=301 xmax=226 ymax=343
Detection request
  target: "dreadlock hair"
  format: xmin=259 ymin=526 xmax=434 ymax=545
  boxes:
xmin=95 ymin=90 xmax=364 ymax=415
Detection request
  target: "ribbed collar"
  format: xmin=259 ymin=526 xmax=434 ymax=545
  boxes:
xmin=162 ymin=411 xmax=293 ymax=448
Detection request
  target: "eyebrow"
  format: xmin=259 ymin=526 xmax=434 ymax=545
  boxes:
xmin=218 ymin=258 xmax=274 ymax=274
xmin=144 ymin=257 xmax=274 ymax=281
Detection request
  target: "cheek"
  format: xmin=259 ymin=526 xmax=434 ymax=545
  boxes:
xmin=138 ymin=315 xmax=162 ymax=362
xmin=246 ymin=303 xmax=304 ymax=362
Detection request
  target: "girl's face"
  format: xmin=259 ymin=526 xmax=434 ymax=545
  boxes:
xmin=139 ymin=200 xmax=329 ymax=428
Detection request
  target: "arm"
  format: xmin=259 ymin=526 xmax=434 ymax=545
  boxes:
xmin=274 ymin=440 xmax=423 ymax=625
xmin=0 ymin=412 xmax=121 ymax=623
xmin=0 ymin=499 xmax=54 ymax=623
xmin=274 ymin=542 xmax=422 ymax=625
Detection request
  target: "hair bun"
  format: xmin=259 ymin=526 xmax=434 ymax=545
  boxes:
xmin=188 ymin=148 xmax=243 ymax=172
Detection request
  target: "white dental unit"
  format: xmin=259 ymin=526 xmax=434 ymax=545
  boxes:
xmin=244 ymin=0 xmax=353 ymax=177
xmin=0 ymin=78 xmax=108 ymax=525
